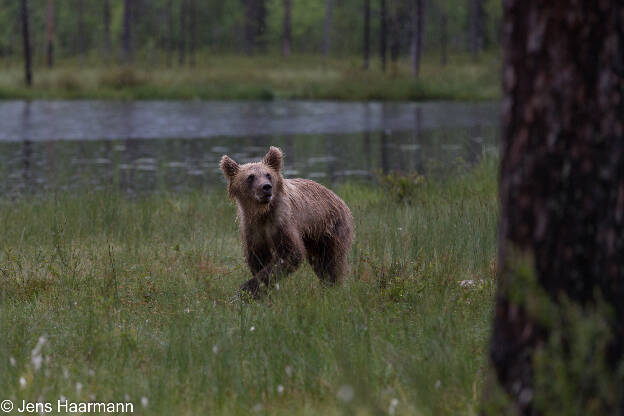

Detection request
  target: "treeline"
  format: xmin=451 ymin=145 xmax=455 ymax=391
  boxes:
xmin=5 ymin=0 xmax=501 ymax=79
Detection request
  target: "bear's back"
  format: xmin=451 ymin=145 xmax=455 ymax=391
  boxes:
xmin=281 ymin=178 xmax=353 ymax=240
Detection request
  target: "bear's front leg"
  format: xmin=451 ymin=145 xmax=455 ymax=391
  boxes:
xmin=240 ymin=245 xmax=272 ymax=299
xmin=239 ymin=234 xmax=304 ymax=298
xmin=239 ymin=277 xmax=263 ymax=299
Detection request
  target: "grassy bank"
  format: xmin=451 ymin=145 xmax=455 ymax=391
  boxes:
xmin=0 ymin=159 xmax=498 ymax=415
xmin=0 ymin=53 xmax=501 ymax=101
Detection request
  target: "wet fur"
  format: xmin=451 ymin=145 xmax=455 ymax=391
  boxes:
xmin=220 ymin=147 xmax=354 ymax=298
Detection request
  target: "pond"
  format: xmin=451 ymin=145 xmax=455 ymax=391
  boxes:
xmin=0 ymin=100 xmax=499 ymax=198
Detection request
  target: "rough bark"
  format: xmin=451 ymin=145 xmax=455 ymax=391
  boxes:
xmin=20 ymin=0 xmax=32 ymax=86
xmin=103 ymin=0 xmax=111 ymax=64
xmin=45 ymin=0 xmax=54 ymax=68
xmin=363 ymin=0 xmax=370 ymax=70
xmin=380 ymin=0 xmax=387 ymax=72
xmin=122 ymin=0 xmax=132 ymax=63
xmin=410 ymin=0 xmax=423 ymax=77
xmin=283 ymin=0 xmax=291 ymax=56
xmin=491 ymin=0 xmax=624 ymax=414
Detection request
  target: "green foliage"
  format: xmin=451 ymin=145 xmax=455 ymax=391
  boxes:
xmin=533 ymin=298 xmax=624 ymax=416
xmin=0 ymin=52 xmax=501 ymax=100
xmin=99 ymin=66 xmax=148 ymax=89
xmin=379 ymin=171 xmax=426 ymax=204
xmin=0 ymin=0 xmax=502 ymax=61
xmin=487 ymin=250 xmax=624 ymax=415
xmin=0 ymin=160 xmax=499 ymax=415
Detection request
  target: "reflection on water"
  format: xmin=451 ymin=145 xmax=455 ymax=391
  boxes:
xmin=0 ymin=101 xmax=499 ymax=199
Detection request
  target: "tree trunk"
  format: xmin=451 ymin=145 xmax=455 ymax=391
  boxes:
xmin=166 ymin=0 xmax=173 ymax=67
xmin=122 ymin=0 xmax=132 ymax=64
xmin=469 ymin=0 xmax=484 ymax=60
xmin=490 ymin=1 xmax=624 ymax=414
xmin=389 ymin=0 xmax=399 ymax=68
xmin=77 ymin=0 xmax=85 ymax=66
xmin=322 ymin=0 xmax=333 ymax=63
xmin=255 ymin=0 xmax=267 ymax=52
xmin=20 ymin=0 xmax=32 ymax=86
xmin=440 ymin=0 xmax=447 ymax=66
xmin=363 ymin=0 xmax=370 ymax=70
xmin=103 ymin=0 xmax=111 ymax=64
xmin=243 ymin=0 xmax=254 ymax=56
xmin=45 ymin=0 xmax=54 ymax=68
xmin=379 ymin=0 xmax=387 ymax=72
xmin=178 ymin=0 xmax=186 ymax=65
xmin=189 ymin=0 xmax=196 ymax=66
xmin=410 ymin=0 xmax=423 ymax=77
xmin=282 ymin=0 xmax=292 ymax=56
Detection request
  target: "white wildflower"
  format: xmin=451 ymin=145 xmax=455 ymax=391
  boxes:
xmin=252 ymin=403 xmax=263 ymax=413
xmin=336 ymin=385 xmax=354 ymax=403
xmin=285 ymin=366 xmax=293 ymax=377
xmin=59 ymin=395 xmax=66 ymax=403
xmin=250 ymin=326 xmax=255 ymax=332
xmin=30 ymin=336 xmax=47 ymax=371
xmin=19 ymin=376 xmax=27 ymax=389
xmin=76 ymin=382 xmax=83 ymax=394
xmin=435 ymin=380 xmax=441 ymax=389
xmin=141 ymin=397 xmax=149 ymax=408
xmin=212 ymin=344 xmax=219 ymax=354
xmin=9 ymin=356 xmax=16 ymax=367
xmin=389 ymin=398 xmax=399 ymax=415
xmin=31 ymin=354 xmax=43 ymax=371
xmin=277 ymin=385 xmax=284 ymax=394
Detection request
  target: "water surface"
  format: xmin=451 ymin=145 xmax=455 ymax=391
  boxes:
xmin=0 ymin=100 xmax=499 ymax=198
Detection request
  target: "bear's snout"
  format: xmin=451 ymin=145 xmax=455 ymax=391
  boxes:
xmin=255 ymin=182 xmax=273 ymax=203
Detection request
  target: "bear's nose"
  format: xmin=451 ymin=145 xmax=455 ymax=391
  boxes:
xmin=262 ymin=184 xmax=272 ymax=193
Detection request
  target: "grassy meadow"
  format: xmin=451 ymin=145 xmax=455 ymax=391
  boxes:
xmin=0 ymin=53 xmax=501 ymax=101
xmin=0 ymin=159 xmax=498 ymax=415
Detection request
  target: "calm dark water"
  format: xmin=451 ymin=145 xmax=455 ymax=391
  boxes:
xmin=0 ymin=100 xmax=499 ymax=198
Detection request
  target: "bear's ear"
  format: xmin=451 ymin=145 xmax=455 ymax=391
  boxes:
xmin=220 ymin=155 xmax=240 ymax=180
xmin=263 ymin=146 xmax=283 ymax=172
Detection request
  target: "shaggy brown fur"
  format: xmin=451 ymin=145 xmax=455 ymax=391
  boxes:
xmin=220 ymin=146 xmax=354 ymax=298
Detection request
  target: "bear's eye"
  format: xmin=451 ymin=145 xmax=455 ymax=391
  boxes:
xmin=247 ymin=174 xmax=255 ymax=182
xmin=265 ymin=173 xmax=271 ymax=180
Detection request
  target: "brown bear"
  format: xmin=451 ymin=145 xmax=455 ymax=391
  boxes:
xmin=220 ymin=146 xmax=354 ymax=297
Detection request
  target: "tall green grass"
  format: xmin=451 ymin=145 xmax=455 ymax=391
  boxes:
xmin=0 ymin=159 xmax=498 ymax=415
xmin=0 ymin=53 xmax=501 ymax=101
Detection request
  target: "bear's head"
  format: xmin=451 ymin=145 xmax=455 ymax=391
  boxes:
xmin=220 ymin=146 xmax=284 ymax=209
